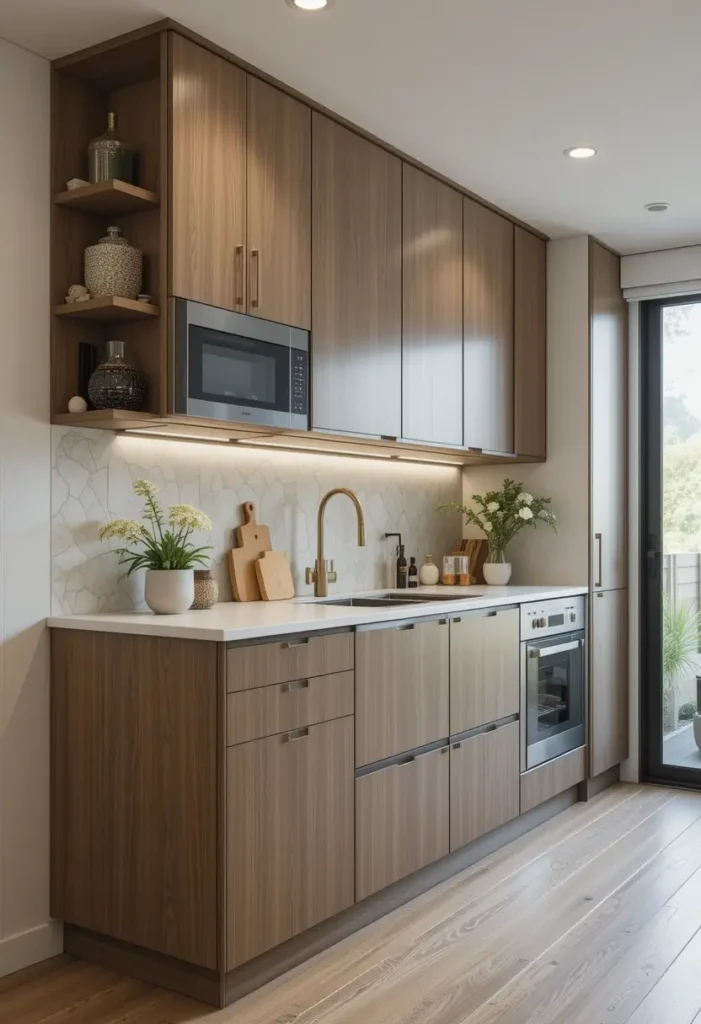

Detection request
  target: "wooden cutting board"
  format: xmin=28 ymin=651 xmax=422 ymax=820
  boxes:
xmin=457 ymin=538 xmax=489 ymax=584
xmin=255 ymin=551 xmax=295 ymax=601
xmin=228 ymin=502 xmax=272 ymax=601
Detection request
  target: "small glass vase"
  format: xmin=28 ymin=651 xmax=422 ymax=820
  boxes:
xmin=483 ymin=543 xmax=512 ymax=586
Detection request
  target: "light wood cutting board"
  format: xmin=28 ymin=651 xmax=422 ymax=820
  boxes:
xmin=228 ymin=502 xmax=272 ymax=601
xmin=255 ymin=551 xmax=295 ymax=601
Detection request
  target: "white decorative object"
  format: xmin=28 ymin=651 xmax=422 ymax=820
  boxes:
xmin=65 ymin=284 xmax=90 ymax=303
xmin=67 ymin=395 xmax=88 ymax=414
xmin=144 ymin=569 xmax=195 ymax=614
xmin=483 ymin=560 xmax=512 ymax=586
xmin=66 ymin=177 xmax=90 ymax=190
xmin=419 ymin=556 xmax=440 ymax=586
xmin=84 ymin=225 xmax=142 ymax=300
xmin=693 ymin=713 xmax=701 ymax=753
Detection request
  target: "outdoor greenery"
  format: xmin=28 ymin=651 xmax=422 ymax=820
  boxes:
xmin=678 ymin=702 xmax=697 ymax=722
xmin=663 ymin=593 xmax=701 ymax=690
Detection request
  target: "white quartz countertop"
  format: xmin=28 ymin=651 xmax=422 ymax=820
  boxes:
xmin=47 ymin=585 xmax=588 ymax=643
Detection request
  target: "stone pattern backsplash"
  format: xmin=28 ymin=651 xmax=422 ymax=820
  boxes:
xmin=52 ymin=428 xmax=462 ymax=614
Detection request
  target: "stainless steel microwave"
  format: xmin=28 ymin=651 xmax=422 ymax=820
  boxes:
xmin=172 ymin=299 xmax=309 ymax=429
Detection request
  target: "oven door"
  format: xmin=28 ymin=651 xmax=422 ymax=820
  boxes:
xmin=173 ymin=300 xmax=308 ymax=429
xmin=522 ymin=630 xmax=585 ymax=770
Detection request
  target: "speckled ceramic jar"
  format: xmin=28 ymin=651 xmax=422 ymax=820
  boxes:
xmin=88 ymin=340 xmax=146 ymax=411
xmin=191 ymin=569 xmax=218 ymax=610
xmin=84 ymin=225 xmax=142 ymax=299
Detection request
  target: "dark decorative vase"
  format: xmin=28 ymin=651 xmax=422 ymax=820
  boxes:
xmin=88 ymin=340 xmax=146 ymax=411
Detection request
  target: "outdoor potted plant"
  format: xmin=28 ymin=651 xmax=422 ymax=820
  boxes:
xmin=439 ymin=478 xmax=556 ymax=585
xmin=662 ymin=593 xmax=701 ymax=743
xmin=99 ymin=479 xmax=212 ymax=614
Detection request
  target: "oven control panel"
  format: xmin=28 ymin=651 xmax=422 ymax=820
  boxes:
xmin=520 ymin=595 xmax=586 ymax=640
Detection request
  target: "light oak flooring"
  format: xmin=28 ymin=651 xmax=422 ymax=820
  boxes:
xmin=5 ymin=783 xmax=701 ymax=1023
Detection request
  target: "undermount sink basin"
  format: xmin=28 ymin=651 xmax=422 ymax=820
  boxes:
xmin=315 ymin=592 xmax=479 ymax=607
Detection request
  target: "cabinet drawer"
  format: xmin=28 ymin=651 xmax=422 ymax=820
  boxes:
xmin=450 ymin=609 xmax=519 ymax=734
xmin=450 ymin=721 xmax=520 ymax=851
xmin=356 ymin=618 xmax=449 ymax=766
xmin=520 ymin=745 xmax=586 ymax=814
xmin=226 ymin=670 xmax=354 ymax=745
xmin=227 ymin=716 xmax=354 ymax=968
xmin=356 ymin=745 xmax=449 ymax=900
xmin=226 ymin=631 xmax=353 ymax=692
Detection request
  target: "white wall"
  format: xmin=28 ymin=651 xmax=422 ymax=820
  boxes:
xmin=0 ymin=38 xmax=60 ymax=975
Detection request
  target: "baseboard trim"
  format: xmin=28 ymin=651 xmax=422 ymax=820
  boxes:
xmin=0 ymin=921 xmax=63 ymax=979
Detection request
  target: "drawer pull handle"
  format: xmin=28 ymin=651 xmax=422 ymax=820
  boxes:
xmin=452 ymin=742 xmax=461 ymax=750
xmin=282 ymin=639 xmax=309 ymax=649
xmin=286 ymin=727 xmax=309 ymax=742
xmin=438 ymin=618 xmax=448 ymax=626
xmin=281 ymin=679 xmax=310 ymax=693
xmin=453 ymin=617 xmax=462 ymax=623
xmin=398 ymin=623 xmax=415 ymax=631
xmin=486 ymin=611 xmax=497 ymax=618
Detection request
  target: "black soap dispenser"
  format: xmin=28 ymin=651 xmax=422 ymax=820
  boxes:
xmin=396 ymin=545 xmax=408 ymax=588
xmin=408 ymin=556 xmax=418 ymax=588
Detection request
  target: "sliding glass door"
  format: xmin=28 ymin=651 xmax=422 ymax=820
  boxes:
xmin=642 ymin=296 xmax=701 ymax=785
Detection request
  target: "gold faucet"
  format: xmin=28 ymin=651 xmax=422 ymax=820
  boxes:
xmin=305 ymin=488 xmax=366 ymax=597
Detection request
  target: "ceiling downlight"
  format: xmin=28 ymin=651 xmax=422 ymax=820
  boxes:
xmin=644 ymin=202 xmax=670 ymax=213
xmin=286 ymin=0 xmax=334 ymax=10
xmin=564 ymin=146 xmax=597 ymax=159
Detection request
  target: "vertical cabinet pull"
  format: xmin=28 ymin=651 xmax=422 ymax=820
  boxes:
xmin=250 ymin=248 xmax=260 ymax=308
xmin=234 ymin=245 xmax=244 ymax=307
xmin=595 ymin=532 xmax=603 ymax=589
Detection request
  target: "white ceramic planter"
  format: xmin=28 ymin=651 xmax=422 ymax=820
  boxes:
xmin=693 ymin=713 xmax=701 ymax=753
xmin=144 ymin=569 xmax=195 ymax=615
xmin=483 ymin=561 xmax=513 ymax=586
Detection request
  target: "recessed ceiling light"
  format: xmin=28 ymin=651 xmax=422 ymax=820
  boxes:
xmin=286 ymin=0 xmax=333 ymax=10
xmin=564 ymin=146 xmax=597 ymax=159
xmin=644 ymin=202 xmax=670 ymax=213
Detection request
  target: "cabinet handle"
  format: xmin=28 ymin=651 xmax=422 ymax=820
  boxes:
xmin=250 ymin=248 xmax=260 ymax=308
xmin=595 ymin=533 xmax=603 ymax=589
xmin=452 ymin=742 xmax=461 ymax=750
xmin=286 ymin=727 xmax=309 ymax=742
xmin=398 ymin=623 xmax=415 ymax=631
xmin=281 ymin=638 xmax=309 ymax=649
xmin=281 ymin=679 xmax=310 ymax=693
xmin=234 ymin=245 xmax=244 ymax=307
xmin=452 ymin=617 xmax=462 ymax=623
xmin=438 ymin=618 xmax=448 ymax=626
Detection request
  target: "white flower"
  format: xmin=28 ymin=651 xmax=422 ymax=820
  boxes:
xmin=99 ymin=519 xmax=146 ymax=544
xmin=518 ymin=492 xmax=533 ymax=505
xmin=487 ymin=502 xmax=500 ymax=512
xmin=133 ymin=479 xmax=160 ymax=498
xmin=168 ymin=504 xmax=212 ymax=532
xmin=518 ymin=507 xmax=534 ymax=520
xmin=483 ymin=522 xmax=493 ymax=533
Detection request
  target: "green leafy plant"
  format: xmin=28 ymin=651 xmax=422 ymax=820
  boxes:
xmin=99 ymin=479 xmax=212 ymax=575
xmin=438 ymin=478 xmax=556 ymax=554
xmin=678 ymin=701 xmax=697 ymax=721
xmin=662 ymin=593 xmax=701 ymax=689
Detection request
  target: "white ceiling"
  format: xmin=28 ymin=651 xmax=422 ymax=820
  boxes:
xmin=3 ymin=0 xmax=701 ymax=254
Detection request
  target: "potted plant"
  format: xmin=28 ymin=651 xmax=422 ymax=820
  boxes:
xmin=439 ymin=478 xmax=556 ymax=585
xmin=662 ymin=593 xmax=701 ymax=742
xmin=99 ymin=479 xmax=212 ymax=614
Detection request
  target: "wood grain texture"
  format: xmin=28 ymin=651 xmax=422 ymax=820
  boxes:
xmin=311 ymin=113 xmax=402 ymax=437
xmin=450 ymin=721 xmax=520 ymax=850
xmin=449 ymin=609 xmax=520 ymax=734
xmin=401 ymin=164 xmax=463 ymax=446
xmin=520 ymin=744 xmax=587 ymax=813
xmin=255 ymin=551 xmax=295 ymax=601
xmin=464 ymin=197 xmax=515 ymax=453
xmin=226 ymin=716 xmax=354 ymax=968
xmin=226 ymin=670 xmax=354 ymax=745
xmin=356 ymin=746 xmax=450 ymax=900
xmin=355 ymin=619 xmax=449 ymax=766
xmin=51 ymin=630 xmax=219 ymax=969
xmin=170 ymin=33 xmax=246 ymax=310
xmin=514 ymin=227 xmax=546 ymax=458
xmin=590 ymin=239 xmax=628 ymax=591
xmin=226 ymin=631 xmax=353 ymax=692
xmin=246 ymin=76 xmax=311 ymax=329
xmin=590 ymin=588 xmax=629 ymax=777
xmin=228 ymin=502 xmax=272 ymax=602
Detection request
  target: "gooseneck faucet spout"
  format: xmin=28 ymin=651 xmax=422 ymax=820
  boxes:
xmin=305 ymin=488 xmax=366 ymax=597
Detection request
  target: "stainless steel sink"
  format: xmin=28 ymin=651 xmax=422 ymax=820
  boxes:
xmin=315 ymin=592 xmax=479 ymax=607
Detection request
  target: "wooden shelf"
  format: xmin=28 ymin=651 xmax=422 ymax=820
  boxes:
xmin=54 ymin=180 xmax=159 ymax=216
xmin=52 ymin=410 xmax=164 ymax=430
xmin=54 ymin=297 xmax=159 ymax=321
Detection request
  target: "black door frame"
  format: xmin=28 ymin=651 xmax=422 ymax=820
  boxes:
xmin=641 ymin=294 xmax=701 ymax=786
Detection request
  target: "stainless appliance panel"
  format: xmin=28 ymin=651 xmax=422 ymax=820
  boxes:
xmin=520 ymin=595 xmax=585 ymax=640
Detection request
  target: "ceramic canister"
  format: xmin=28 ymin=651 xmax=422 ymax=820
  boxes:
xmin=84 ymin=225 xmax=142 ymax=299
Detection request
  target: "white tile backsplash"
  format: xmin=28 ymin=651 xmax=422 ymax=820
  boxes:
xmin=51 ymin=428 xmax=462 ymax=613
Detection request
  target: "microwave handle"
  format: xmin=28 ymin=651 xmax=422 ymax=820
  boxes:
xmin=528 ymin=639 xmax=583 ymax=658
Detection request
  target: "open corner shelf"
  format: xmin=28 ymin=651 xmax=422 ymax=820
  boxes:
xmin=54 ymin=296 xmax=160 ymax=322
xmin=52 ymin=409 xmax=164 ymax=431
xmin=53 ymin=179 xmax=159 ymax=216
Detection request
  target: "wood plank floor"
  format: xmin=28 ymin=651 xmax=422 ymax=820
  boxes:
xmin=4 ymin=784 xmax=701 ymax=1023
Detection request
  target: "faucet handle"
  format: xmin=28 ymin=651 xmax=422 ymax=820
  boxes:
xmin=305 ymin=567 xmax=316 ymax=585
xmin=326 ymin=559 xmax=335 ymax=573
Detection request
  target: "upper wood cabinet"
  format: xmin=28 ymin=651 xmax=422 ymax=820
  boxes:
xmin=590 ymin=240 xmax=627 ymax=591
xmin=246 ymin=77 xmax=311 ymax=330
xmin=450 ymin=609 xmax=520 ymax=734
xmin=590 ymin=589 xmax=628 ymax=777
xmin=464 ymin=199 xmax=515 ymax=454
xmin=171 ymin=34 xmax=246 ymax=313
xmin=402 ymin=165 xmax=463 ymax=446
xmin=312 ymin=114 xmax=402 ymax=438
xmin=514 ymin=228 xmax=547 ymax=459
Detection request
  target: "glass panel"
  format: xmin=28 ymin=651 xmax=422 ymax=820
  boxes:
xmin=534 ymin=653 xmax=572 ymax=736
xmin=201 ymin=342 xmax=277 ymax=404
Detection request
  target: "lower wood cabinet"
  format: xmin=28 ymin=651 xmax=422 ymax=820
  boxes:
xmin=450 ymin=721 xmax=520 ymax=850
xmin=590 ymin=589 xmax=629 ymax=777
xmin=520 ymin=745 xmax=586 ymax=813
xmin=356 ymin=746 xmax=450 ymax=900
xmin=226 ymin=715 xmax=354 ymax=968
xmin=355 ymin=619 xmax=449 ymax=766
xmin=450 ymin=609 xmax=520 ymax=734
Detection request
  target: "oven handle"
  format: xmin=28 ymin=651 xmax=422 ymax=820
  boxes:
xmin=528 ymin=638 xmax=583 ymax=658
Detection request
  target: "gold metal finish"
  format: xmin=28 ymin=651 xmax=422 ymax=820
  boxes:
xmin=235 ymin=245 xmax=244 ymax=306
xmin=306 ymin=488 xmax=366 ymax=597
xmin=251 ymin=248 xmax=260 ymax=308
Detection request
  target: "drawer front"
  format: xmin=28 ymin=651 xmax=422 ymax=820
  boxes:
xmin=226 ymin=631 xmax=354 ymax=692
xmin=450 ymin=721 xmax=520 ymax=851
xmin=450 ymin=609 xmax=519 ymax=734
xmin=520 ymin=745 xmax=586 ymax=814
xmin=356 ymin=745 xmax=450 ymax=900
xmin=227 ymin=670 xmax=354 ymax=745
xmin=356 ymin=619 xmax=449 ymax=766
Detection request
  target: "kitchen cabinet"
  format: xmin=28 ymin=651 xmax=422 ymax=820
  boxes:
xmin=226 ymin=631 xmax=353 ymax=691
xmin=450 ymin=609 xmax=520 ymax=734
xmin=356 ymin=745 xmax=450 ymax=900
xmin=226 ymin=715 xmax=354 ymax=968
xmin=520 ymin=745 xmax=587 ymax=813
xmin=171 ymin=34 xmax=247 ymax=312
xmin=450 ymin=721 xmax=520 ymax=850
xmin=464 ymin=199 xmax=515 ymax=453
xmin=590 ymin=588 xmax=628 ymax=777
xmin=311 ymin=114 xmax=402 ymax=438
xmin=402 ymin=165 xmax=463 ymax=446
xmin=515 ymin=228 xmax=547 ymax=458
xmin=590 ymin=240 xmax=628 ymax=591
xmin=355 ymin=618 xmax=449 ymax=766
